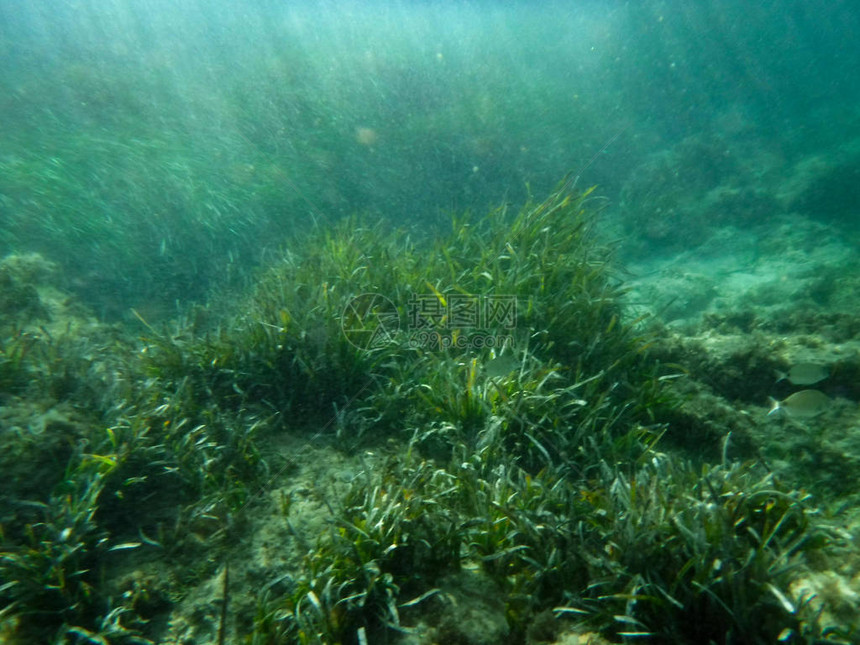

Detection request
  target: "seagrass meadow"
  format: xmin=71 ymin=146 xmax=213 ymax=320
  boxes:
xmin=4 ymin=2 xmax=860 ymax=644
xmin=2 ymin=185 xmax=858 ymax=644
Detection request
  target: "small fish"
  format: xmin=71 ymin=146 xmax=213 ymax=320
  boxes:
xmin=775 ymin=363 xmax=830 ymax=386
xmin=768 ymin=389 xmax=831 ymax=418
xmin=484 ymin=353 xmax=520 ymax=379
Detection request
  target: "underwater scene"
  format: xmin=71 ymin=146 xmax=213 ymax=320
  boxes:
xmin=2 ymin=1 xmax=860 ymax=643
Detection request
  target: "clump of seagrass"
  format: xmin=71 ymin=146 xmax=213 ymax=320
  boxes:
xmin=245 ymin=184 xmax=843 ymax=644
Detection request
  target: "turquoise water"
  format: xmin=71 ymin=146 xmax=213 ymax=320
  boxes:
xmin=2 ymin=1 xmax=857 ymax=317
xmin=2 ymin=2 xmax=859 ymax=643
